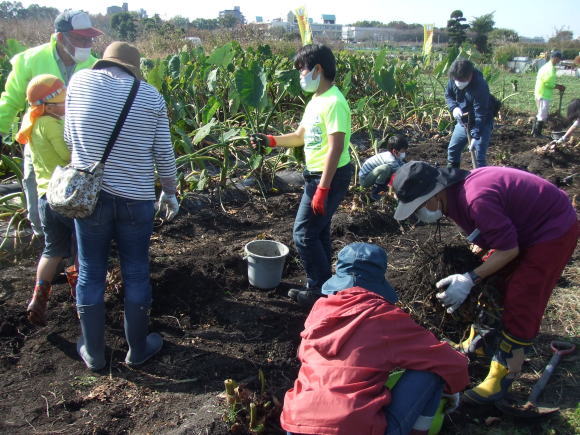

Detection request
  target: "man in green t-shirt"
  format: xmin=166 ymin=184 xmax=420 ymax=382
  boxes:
xmin=251 ymin=44 xmax=352 ymax=307
xmin=0 ymin=9 xmax=102 ymax=236
xmin=532 ymin=50 xmax=565 ymax=137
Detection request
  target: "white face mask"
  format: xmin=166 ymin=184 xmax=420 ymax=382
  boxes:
xmin=300 ymin=68 xmax=321 ymax=93
xmin=63 ymin=36 xmax=91 ymax=63
xmin=454 ymin=80 xmax=469 ymax=90
xmin=415 ymin=206 xmax=443 ymax=224
xmin=398 ymin=152 xmax=406 ymax=160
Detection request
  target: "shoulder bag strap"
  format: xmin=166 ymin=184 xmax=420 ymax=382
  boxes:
xmin=100 ymin=78 xmax=141 ymax=165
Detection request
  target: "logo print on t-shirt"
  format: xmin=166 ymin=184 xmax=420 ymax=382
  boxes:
xmin=303 ymin=114 xmax=323 ymax=150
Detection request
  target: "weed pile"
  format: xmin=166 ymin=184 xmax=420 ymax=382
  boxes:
xmin=393 ymin=240 xmax=503 ymax=343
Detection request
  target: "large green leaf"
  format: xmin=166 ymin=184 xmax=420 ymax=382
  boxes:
xmin=341 ymin=70 xmax=352 ymax=97
xmin=173 ymin=126 xmax=194 ymax=154
xmin=275 ymin=69 xmax=301 ymax=97
xmin=168 ymin=55 xmax=181 ymax=80
xmin=146 ymin=61 xmax=166 ymax=91
xmin=374 ymin=65 xmax=396 ymax=96
xmin=235 ymin=62 xmax=266 ymax=109
xmin=220 ymin=128 xmax=240 ymax=142
xmin=202 ymin=96 xmax=221 ymax=125
xmin=249 ymin=154 xmax=263 ymax=170
xmin=373 ymin=48 xmax=388 ymax=73
xmin=0 ymin=155 xmax=23 ymax=181
xmin=206 ymin=68 xmax=218 ymax=92
xmin=207 ymin=43 xmax=235 ymax=67
xmin=193 ymin=119 xmax=217 ymax=144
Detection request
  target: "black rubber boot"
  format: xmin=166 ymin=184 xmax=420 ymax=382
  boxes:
xmin=531 ymin=120 xmax=546 ymax=138
xmin=447 ymin=161 xmax=460 ymax=169
xmin=77 ymin=303 xmax=106 ymax=371
xmin=288 ymin=287 xmax=324 ymax=309
xmin=124 ymin=302 xmax=163 ymax=366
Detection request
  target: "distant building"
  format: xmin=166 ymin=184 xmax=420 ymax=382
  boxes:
xmin=255 ymin=16 xmax=263 ymax=23
xmin=219 ymin=6 xmax=245 ymax=24
xmin=520 ymin=36 xmax=545 ymax=43
xmin=342 ymin=26 xmax=392 ymax=43
xmin=311 ymin=22 xmax=342 ymax=40
xmin=321 ymin=14 xmax=335 ymax=25
xmin=106 ymin=2 xmax=128 ymax=15
xmin=275 ymin=12 xmax=340 ymax=40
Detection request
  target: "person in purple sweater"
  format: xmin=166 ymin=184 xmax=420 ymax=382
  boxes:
xmin=392 ymin=161 xmax=578 ymax=404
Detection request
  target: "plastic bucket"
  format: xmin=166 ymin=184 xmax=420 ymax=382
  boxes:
xmin=244 ymin=240 xmax=289 ymax=289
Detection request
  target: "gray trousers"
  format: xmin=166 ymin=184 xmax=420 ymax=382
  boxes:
xmin=22 ymin=144 xmax=43 ymax=236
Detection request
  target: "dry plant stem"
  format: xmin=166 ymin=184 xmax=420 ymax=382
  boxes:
xmin=224 ymin=379 xmax=238 ymax=405
xmin=249 ymin=402 xmax=257 ymax=429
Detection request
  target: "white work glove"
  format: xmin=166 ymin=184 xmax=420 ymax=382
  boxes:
xmin=452 ymin=107 xmax=463 ymax=122
xmin=442 ymin=392 xmax=461 ymax=414
xmin=468 ymin=138 xmax=476 ymax=151
xmin=157 ymin=192 xmax=179 ymax=221
xmin=435 ymin=272 xmax=474 ymax=314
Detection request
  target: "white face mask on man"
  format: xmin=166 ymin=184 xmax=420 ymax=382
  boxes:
xmin=300 ymin=68 xmax=321 ymax=93
xmin=63 ymin=35 xmax=91 ymax=63
xmin=415 ymin=201 xmax=443 ymax=224
xmin=454 ymin=80 xmax=470 ymax=90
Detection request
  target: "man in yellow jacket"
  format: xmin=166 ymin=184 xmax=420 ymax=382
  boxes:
xmin=0 ymin=9 xmax=102 ymax=236
xmin=532 ymin=50 xmax=565 ymax=138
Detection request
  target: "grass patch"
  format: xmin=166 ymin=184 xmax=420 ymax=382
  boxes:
xmin=72 ymin=375 xmax=100 ymax=389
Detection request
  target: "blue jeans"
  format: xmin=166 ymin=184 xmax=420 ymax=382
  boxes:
xmin=447 ymin=121 xmax=493 ymax=168
xmin=286 ymin=371 xmax=443 ymax=435
xmin=75 ymin=191 xmax=154 ymax=306
xmin=384 ymin=370 xmax=444 ymax=434
xmin=293 ymin=163 xmax=352 ymax=289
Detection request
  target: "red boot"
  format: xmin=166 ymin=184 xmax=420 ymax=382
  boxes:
xmin=65 ymin=265 xmax=78 ymax=299
xmin=27 ymin=282 xmax=51 ymax=326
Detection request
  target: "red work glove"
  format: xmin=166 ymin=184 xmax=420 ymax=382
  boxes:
xmin=249 ymin=133 xmax=276 ymax=148
xmin=481 ymin=249 xmax=496 ymax=262
xmin=311 ymin=186 xmax=330 ymax=215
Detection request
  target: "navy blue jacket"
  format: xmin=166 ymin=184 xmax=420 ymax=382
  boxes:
xmin=445 ymin=69 xmax=493 ymax=140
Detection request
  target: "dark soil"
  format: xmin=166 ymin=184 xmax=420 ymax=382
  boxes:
xmin=0 ymin=120 xmax=578 ymax=434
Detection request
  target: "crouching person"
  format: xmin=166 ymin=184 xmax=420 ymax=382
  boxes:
xmin=359 ymin=134 xmax=408 ymax=201
xmin=281 ymin=243 xmax=469 ymax=435
xmin=65 ymin=42 xmax=178 ymax=370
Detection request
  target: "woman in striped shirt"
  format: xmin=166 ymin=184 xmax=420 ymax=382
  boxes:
xmin=64 ymin=42 xmax=178 ymax=371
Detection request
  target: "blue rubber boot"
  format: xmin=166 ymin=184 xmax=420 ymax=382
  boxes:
xmin=76 ymin=303 xmax=106 ymax=371
xmin=124 ymin=302 xmax=163 ymax=366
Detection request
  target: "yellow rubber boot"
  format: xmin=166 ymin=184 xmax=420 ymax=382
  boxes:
xmin=454 ymin=325 xmax=488 ymax=358
xmin=463 ymin=360 xmax=511 ymax=404
xmin=464 ymin=331 xmax=531 ymax=404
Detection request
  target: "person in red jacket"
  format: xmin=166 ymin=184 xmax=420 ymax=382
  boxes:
xmin=281 ymin=243 xmax=469 ymax=435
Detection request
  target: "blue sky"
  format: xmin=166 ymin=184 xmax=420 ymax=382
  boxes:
xmin=19 ymin=0 xmax=580 ymax=39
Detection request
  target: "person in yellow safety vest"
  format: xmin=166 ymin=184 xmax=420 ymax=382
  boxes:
xmin=0 ymin=9 xmax=102 ymax=236
xmin=531 ymin=50 xmax=565 ymax=138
